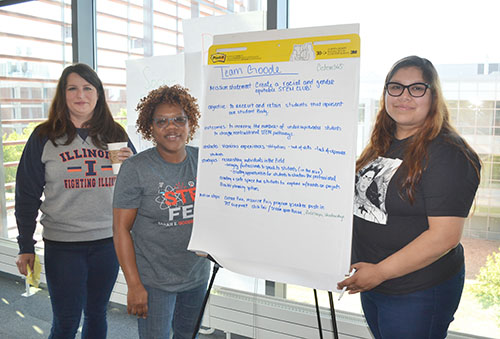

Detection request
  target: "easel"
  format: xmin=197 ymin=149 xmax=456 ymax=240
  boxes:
xmin=191 ymin=257 xmax=342 ymax=339
xmin=21 ymin=276 xmax=40 ymax=297
xmin=192 ymin=255 xmax=221 ymax=339
xmin=313 ymin=289 xmax=339 ymax=339
xmin=191 ymin=256 xmax=340 ymax=339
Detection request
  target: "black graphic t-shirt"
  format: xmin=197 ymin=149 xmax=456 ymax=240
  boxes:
xmin=352 ymin=132 xmax=480 ymax=294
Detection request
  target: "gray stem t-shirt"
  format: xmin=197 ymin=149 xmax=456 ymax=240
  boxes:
xmin=113 ymin=146 xmax=209 ymax=292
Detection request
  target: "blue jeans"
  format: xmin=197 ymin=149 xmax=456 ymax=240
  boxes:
xmin=44 ymin=238 xmax=119 ymax=339
xmin=361 ymin=266 xmax=465 ymax=339
xmin=138 ymin=283 xmax=208 ymax=339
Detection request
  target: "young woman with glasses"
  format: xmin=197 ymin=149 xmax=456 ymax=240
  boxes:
xmin=337 ymin=56 xmax=481 ymax=339
xmin=112 ymin=85 xmax=209 ymax=339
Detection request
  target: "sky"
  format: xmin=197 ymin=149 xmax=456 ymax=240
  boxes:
xmin=288 ymin=0 xmax=500 ymax=77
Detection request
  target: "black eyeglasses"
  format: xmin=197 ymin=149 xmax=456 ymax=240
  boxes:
xmin=385 ymin=82 xmax=430 ymax=98
xmin=152 ymin=116 xmax=188 ymax=128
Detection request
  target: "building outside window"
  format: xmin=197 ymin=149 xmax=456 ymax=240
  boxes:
xmin=0 ymin=0 xmax=72 ymax=240
xmin=288 ymin=1 xmax=500 ymax=337
xmin=0 ymin=0 xmax=257 ymax=240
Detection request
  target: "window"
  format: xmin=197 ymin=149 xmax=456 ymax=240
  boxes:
xmin=289 ymin=0 xmax=500 ymax=337
xmin=95 ymin=0 xmax=256 ymax=120
xmin=0 ymin=0 xmax=263 ymax=241
xmin=0 ymin=0 xmax=71 ymax=240
xmin=3 ymin=1 xmax=498 ymax=338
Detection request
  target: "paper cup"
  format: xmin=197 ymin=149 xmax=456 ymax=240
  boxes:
xmin=108 ymin=142 xmax=128 ymax=174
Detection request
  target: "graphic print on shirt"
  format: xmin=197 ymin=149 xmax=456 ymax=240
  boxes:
xmin=354 ymin=157 xmax=402 ymax=224
xmin=155 ymin=180 xmax=196 ymax=228
xmin=59 ymin=147 xmax=116 ymax=189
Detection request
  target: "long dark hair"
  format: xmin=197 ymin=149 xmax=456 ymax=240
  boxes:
xmin=356 ymin=56 xmax=480 ymax=203
xmin=38 ymin=63 xmax=127 ymax=149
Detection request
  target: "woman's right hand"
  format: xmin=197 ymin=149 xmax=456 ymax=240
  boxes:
xmin=118 ymin=147 xmax=134 ymax=161
xmin=16 ymin=253 xmax=35 ymax=276
xmin=337 ymin=262 xmax=386 ymax=294
xmin=127 ymin=283 xmax=148 ymax=319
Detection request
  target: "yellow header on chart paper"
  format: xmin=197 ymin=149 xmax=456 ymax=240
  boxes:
xmin=208 ymin=34 xmax=360 ymax=65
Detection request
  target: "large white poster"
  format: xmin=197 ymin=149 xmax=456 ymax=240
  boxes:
xmin=125 ymin=54 xmax=185 ymax=150
xmin=189 ymin=25 xmax=360 ymax=291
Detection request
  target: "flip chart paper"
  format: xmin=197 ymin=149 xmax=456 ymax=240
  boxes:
xmin=189 ymin=25 xmax=360 ymax=291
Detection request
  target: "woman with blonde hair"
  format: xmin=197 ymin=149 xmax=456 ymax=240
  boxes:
xmin=338 ymin=56 xmax=481 ymax=339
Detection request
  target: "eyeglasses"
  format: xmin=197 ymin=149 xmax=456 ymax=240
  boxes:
xmin=385 ymin=82 xmax=430 ymax=98
xmin=152 ymin=116 xmax=188 ymax=128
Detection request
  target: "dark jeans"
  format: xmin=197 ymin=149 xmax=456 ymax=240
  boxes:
xmin=361 ymin=266 xmax=465 ymax=339
xmin=44 ymin=238 xmax=119 ymax=339
xmin=138 ymin=283 xmax=208 ymax=339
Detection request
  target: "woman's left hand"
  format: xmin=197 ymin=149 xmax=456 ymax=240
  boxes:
xmin=117 ymin=147 xmax=133 ymax=161
xmin=337 ymin=262 xmax=386 ymax=294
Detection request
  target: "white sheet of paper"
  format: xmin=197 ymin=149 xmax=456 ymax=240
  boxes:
xmin=125 ymin=54 xmax=185 ymax=150
xmin=189 ymin=25 xmax=360 ymax=291
xmin=183 ymin=11 xmax=265 ymax=54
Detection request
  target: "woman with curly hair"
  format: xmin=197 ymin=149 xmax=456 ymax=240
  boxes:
xmin=15 ymin=63 xmax=135 ymax=339
xmin=112 ymin=84 xmax=209 ymax=339
xmin=338 ymin=56 xmax=481 ymax=338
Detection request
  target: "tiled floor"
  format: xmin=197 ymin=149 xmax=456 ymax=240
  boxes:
xmin=0 ymin=271 xmax=243 ymax=339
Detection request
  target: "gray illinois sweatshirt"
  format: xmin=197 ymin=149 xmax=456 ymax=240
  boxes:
xmin=15 ymin=126 xmax=135 ymax=253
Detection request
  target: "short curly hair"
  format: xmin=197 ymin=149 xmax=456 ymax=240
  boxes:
xmin=136 ymin=84 xmax=201 ymax=142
